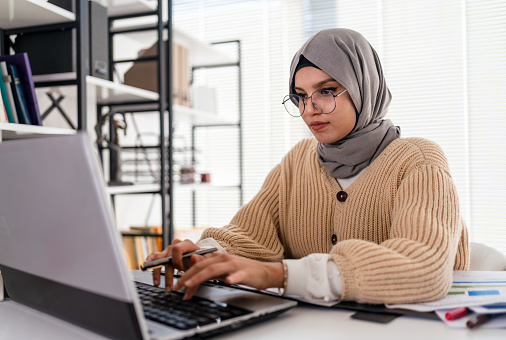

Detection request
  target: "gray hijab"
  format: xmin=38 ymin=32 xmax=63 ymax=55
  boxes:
xmin=289 ymin=28 xmax=400 ymax=179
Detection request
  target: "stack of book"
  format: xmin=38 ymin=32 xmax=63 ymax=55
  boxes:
xmin=0 ymin=53 xmax=42 ymax=126
xmin=122 ymin=226 xmax=163 ymax=270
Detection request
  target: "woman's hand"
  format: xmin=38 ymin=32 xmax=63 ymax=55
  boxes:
xmin=173 ymin=252 xmax=284 ymax=300
xmin=145 ymin=239 xmax=200 ymax=291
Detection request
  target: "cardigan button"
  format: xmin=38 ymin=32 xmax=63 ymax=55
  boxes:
xmin=336 ymin=191 xmax=348 ymax=202
xmin=331 ymin=234 xmax=337 ymax=245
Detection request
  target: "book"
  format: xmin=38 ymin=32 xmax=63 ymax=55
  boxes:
xmin=122 ymin=226 xmax=163 ymax=270
xmin=0 ymin=71 xmax=12 ymax=123
xmin=134 ymin=236 xmax=146 ymax=269
xmin=122 ymin=236 xmax=138 ymax=270
xmin=0 ymin=62 xmax=18 ymax=123
xmin=130 ymin=226 xmax=163 ymax=252
xmin=8 ymin=64 xmax=32 ymax=125
xmin=0 ymin=53 xmax=42 ymax=125
xmin=0 ymin=96 xmax=6 ymax=122
xmin=130 ymin=225 xmax=162 ymax=234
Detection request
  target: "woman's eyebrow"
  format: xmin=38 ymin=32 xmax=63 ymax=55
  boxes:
xmin=294 ymin=78 xmax=339 ymax=92
xmin=315 ymin=78 xmax=339 ymax=87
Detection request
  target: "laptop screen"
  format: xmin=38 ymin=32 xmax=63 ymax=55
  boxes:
xmin=0 ymin=133 xmax=149 ymax=339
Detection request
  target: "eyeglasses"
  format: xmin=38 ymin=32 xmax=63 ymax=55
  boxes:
xmin=282 ymin=88 xmax=348 ymax=117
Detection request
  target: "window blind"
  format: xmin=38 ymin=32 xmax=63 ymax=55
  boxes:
xmin=172 ymin=0 xmax=506 ymax=253
xmin=172 ymin=0 xmax=309 ymax=235
xmin=465 ymin=0 xmax=506 ymax=249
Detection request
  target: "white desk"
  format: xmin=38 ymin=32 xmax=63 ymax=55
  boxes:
xmin=0 ymin=297 xmax=504 ymax=340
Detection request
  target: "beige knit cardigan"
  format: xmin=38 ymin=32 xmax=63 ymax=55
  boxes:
xmin=201 ymin=137 xmax=469 ymax=304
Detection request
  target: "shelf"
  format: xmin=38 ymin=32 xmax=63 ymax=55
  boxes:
xmin=106 ymin=182 xmax=240 ymax=195
xmin=106 ymin=0 xmax=156 ymax=17
xmin=174 ymin=29 xmax=237 ymax=68
xmin=102 ymin=101 xmax=237 ymax=125
xmin=0 ymin=122 xmax=76 ymax=141
xmin=87 ymin=76 xmax=159 ymax=104
xmin=174 ymin=183 xmax=241 ymax=190
xmin=0 ymin=0 xmax=75 ymax=29
xmin=121 ymin=232 xmax=162 ymax=237
xmin=174 ymin=105 xmax=238 ymax=125
xmin=0 ymin=0 xmax=157 ymax=30
xmin=34 ymin=75 xmax=159 ymax=104
xmin=106 ymin=183 xmax=160 ymax=195
xmin=111 ymin=24 xmax=236 ymax=68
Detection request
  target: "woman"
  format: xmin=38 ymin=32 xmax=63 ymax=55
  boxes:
xmin=147 ymin=28 xmax=469 ymax=304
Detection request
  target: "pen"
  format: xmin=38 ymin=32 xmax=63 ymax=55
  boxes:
xmin=466 ymin=313 xmax=498 ymax=329
xmin=140 ymin=247 xmax=218 ymax=271
xmin=445 ymin=307 xmax=468 ymax=321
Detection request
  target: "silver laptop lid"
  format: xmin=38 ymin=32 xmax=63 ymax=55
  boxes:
xmin=0 ymin=133 xmax=149 ymax=340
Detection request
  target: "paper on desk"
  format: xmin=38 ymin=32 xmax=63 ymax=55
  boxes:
xmin=470 ymin=305 xmax=506 ymax=314
xmin=387 ymin=271 xmax=506 ymax=312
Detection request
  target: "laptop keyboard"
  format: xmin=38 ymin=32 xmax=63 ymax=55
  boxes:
xmin=135 ymin=281 xmax=251 ymax=330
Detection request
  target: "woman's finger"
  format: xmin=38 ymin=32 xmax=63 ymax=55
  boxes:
xmin=175 ymin=256 xmax=235 ymax=295
xmin=147 ymin=239 xmax=183 ymax=288
xmin=146 ymin=250 xmax=170 ymax=287
xmin=178 ymin=252 xmax=228 ymax=281
xmin=165 ymin=262 xmax=175 ymax=291
xmin=171 ymin=239 xmax=199 ymax=271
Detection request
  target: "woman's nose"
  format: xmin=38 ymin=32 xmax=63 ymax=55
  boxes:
xmin=304 ymin=98 xmax=321 ymax=115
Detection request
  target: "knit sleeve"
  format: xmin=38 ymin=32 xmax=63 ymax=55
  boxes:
xmin=199 ymin=164 xmax=285 ymax=262
xmin=331 ymin=162 xmax=466 ymax=304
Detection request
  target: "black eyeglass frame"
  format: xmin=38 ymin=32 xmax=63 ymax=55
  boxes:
xmin=282 ymin=88 xmax=348 ymax=117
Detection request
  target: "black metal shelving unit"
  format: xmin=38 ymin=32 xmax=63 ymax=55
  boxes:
xmin=95 ymin=1 xmax=242 ymax=244
xmin=0 ymin=0 xmax=175 ymax=250
xmin=98 ymin=0 xmax=173 ymax=247
xmin=1 ymin=0 xmax=89 ymax=130
xmin=0 ymin=0 xmax=241 ymax=246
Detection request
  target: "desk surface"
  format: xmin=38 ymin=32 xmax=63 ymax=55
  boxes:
xmin=0 ymin=298 xmax=504 ymax=340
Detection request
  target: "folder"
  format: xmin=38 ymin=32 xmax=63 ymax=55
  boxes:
xmin=0 ymin=62 xmax=18 ymax=124
xmin=0 ymin=54 xmax=42 ymax=126
xmin=0 ymin=93 xmax=7 ymax=123
xmin=8 ymin=64 xmax=32 ymax=125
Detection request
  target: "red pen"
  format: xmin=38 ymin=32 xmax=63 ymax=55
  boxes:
xmin=445 ymin=307 xmax=468 ymax=320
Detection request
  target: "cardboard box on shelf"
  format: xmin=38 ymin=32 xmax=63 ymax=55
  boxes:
xmin=124 ymin=41 xmax=189 ymax=106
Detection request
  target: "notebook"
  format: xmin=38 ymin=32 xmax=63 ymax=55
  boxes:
xmin=0 ymin=133 xmax=296 ymax=340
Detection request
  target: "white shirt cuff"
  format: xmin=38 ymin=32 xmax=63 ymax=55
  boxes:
xmin=284 ymin=254 xmax=342 ymax=301
xmin=197 ymin=237 xmax=227 ymax=253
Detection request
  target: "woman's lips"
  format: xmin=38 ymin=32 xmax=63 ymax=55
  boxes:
xmin=310 ymin=121 xmax=329 ymax=131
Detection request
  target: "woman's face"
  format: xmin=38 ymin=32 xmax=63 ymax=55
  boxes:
xmin=294 ymin=67 xmax=356 ymax=144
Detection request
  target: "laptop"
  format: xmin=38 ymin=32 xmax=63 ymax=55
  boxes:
xmin=0 ymin=133 xmax=296 ymax=340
